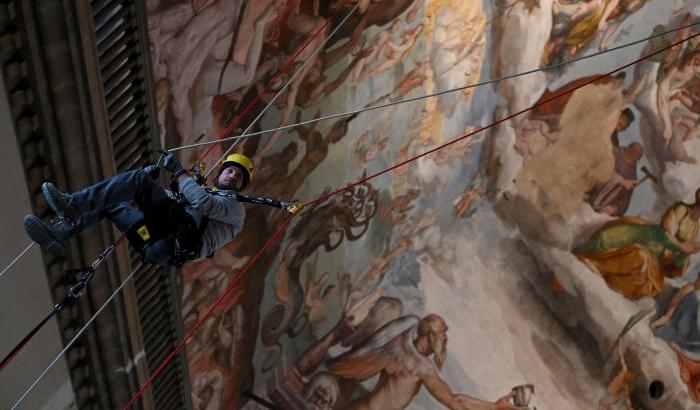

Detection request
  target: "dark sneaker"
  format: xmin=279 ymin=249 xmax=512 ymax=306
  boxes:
xmin=42 ymin=182 xmax=79 ymax=223
xmin=23 ymin=215 xmax=74 ymax=256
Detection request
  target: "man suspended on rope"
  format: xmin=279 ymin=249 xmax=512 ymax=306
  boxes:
xmin=23 ymin=152 xmax=297 ymax=270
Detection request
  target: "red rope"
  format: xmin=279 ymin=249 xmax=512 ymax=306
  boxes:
xmin=0 ymin=340 xmax=28 ymax=373
xmin=197 ymin=0 xmax=351 ymax=165
xmin=123 ymin=28 xmax=700 ymax=410
xmin=304 ymin=31 xmax=700 ymax=208
xmin=123 ymin=3 xmax=354 ymax=406
xmin=0 ymin=231 xmax=130 ymax=373
xmin=122 ymin=215 xmax=296 ymax=410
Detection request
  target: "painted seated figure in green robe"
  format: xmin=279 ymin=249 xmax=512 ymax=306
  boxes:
xmin=576 ymin=188 xmax=700 ymax=299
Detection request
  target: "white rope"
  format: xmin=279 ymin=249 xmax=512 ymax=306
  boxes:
xmin=11 ymin=266 xmax=141 ymax=410
xmin=0 ymin=242 xmax=35 ymax=280
xmin=169 ymin=20 xmax=700 ymax=155
xmin=203 ymin=2 xmax=361 ymax=178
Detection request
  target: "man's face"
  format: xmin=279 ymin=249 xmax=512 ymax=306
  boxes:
xmin=217 ymin=166 xmax=244 ymax=191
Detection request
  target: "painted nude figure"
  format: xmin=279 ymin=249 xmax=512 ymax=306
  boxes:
xmin=354 ymin=24 xmax=424 ymax=84
xmin=598 ymin=342 xmax=636 ymax=410
xmin=328 ymin=315 xmax=528 ymax=410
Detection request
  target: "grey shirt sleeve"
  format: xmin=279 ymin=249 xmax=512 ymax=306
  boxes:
xmin=178 ymin=178 xmax=244 ymax=226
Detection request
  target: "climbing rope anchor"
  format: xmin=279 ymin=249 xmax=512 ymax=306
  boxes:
xmin=0 ymin=243 xmax=117 ymax=372
xmin=65 ymin=244 xmax=117 ymax=297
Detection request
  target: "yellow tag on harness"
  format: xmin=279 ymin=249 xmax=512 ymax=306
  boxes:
xmin=136 ymin=225 xmax=151 ymax=241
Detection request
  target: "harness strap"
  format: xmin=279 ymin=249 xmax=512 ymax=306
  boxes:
xmin=124 ymin=200 xmax=181 ymax=251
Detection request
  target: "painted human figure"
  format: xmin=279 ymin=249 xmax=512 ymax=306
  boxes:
xmin=148 ymin=0 xmax=279 ymax=161
xmin=354 ymin=24 xmax=424 ymax=84
xmin=576 ymin=188 xmax=700 ymax=299
xmin=587 ymin=130 xmax=645 ymax=218
xmin=453 ymin=184 xmax=487 ymax=220
xmin=304 ymin=372 xmax=341 ymax=410
xmin=543 ymin=0 xmax=607 ymax=65
xmin=544 ymin=0 xmax=649 ymax=65
xmin=351 ymin=20 xmax=403 ymax=84
xmin=191 ymin=369 xmax=224 ymax=410
xmin=669 ymin=78 xmax=700 ymax=142
xmin=515 ymin=119 xmax=554 ymax=159
xmin=327 ymin=315 xmax=528 ymax=410
xmin=303 ymin=272 xmax=336 ymax=332
xmin=258 ymin=47 xmax=373 ymax=157
xmin=651 ymin=274 xmax=700 ymax=402
xmin=657 ymin=49 xmax=700 ymax=148
xmin=598 ymin=0 xmax=649 ymax=51
xmin=598 ymin=342 xmax=636 ymax=410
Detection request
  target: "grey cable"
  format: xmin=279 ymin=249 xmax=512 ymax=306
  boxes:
xmin=169 ymin=20 xmax=700 ymax=154
xmin=11 ymin=266 xmax=140 ymax=410
xmin=0 ymin=242 xmax=35 ymax=280
xmin=203 ymin=2 xmax=361 ymax=178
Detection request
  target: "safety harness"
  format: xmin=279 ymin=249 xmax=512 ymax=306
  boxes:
xmin=124 ymin=175 xmax=301 ymax=267
xmin=123 ymin=194 xmax=201 ymax=267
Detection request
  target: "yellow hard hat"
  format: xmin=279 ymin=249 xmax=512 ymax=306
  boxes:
xmin=220 ymin=153 xmax=254 ymax=190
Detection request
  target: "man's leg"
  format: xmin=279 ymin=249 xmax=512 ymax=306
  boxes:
xmin=23 ymin=215 xmax=74 ymax=255
xmin=106 ymin=203 xmax=175 ymax=270
xmin=28 ymin=167 xmax=167 ymax=255
xmin=23 ymin=202 xmax=141 ymax=256
xmin=44 ymin=169 xmax=170 ymax=221
xmin=103 ymin=203 xmax=145 ymax=233
xmin=75 ymin=203 xmax=175 ymax=269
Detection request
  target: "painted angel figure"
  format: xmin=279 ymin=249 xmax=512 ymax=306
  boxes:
xmin=354 ymin=24 xmax=424 ymax=84
xmin=543 ymin=0 xmax=650 ymax=66
xmin=351 ymin=19 xmax=403 ymax=84
xmin=627 ymin=17 xmax=700 ymax=166
xmin=656 ymin=40 xmax=700 ymax=147
xmin=326 ymin=314 xmax=528 ymax=410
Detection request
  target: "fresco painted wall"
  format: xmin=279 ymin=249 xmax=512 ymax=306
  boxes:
xmin=147 ymin=0 xmax=700 ymax=408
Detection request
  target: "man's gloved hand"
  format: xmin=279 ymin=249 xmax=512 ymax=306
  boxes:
xmin=160 ymin=150 xmax=187 ymax=178
xmin=143 ymin=164 xmax=160 ymax=180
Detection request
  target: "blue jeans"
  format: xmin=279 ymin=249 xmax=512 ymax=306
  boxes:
xmin=69 ymin=169 xmax=174 ymax=269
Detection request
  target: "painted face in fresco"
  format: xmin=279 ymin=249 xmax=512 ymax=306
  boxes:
xmin=307 ymin=386 xmax=333 ymax=409
xmin=431 ymin=326 xmax=448 ymax=370
xmin=685 ymin=51 xmax=700 ymax=76
xmin=616 ymin=114 xmax=632 ymax=133
xmin=217 ymin=166 xmax=244 ymax=191
xmin=623 ymin=143 xmax=644 ymax=165
xmin=305 ymin=374 xmax=338 ymax=410
xmin=390 ymin=19 xmax=402 ymax=34
xmin=693 ymin=58 xmax=700 ymax=76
